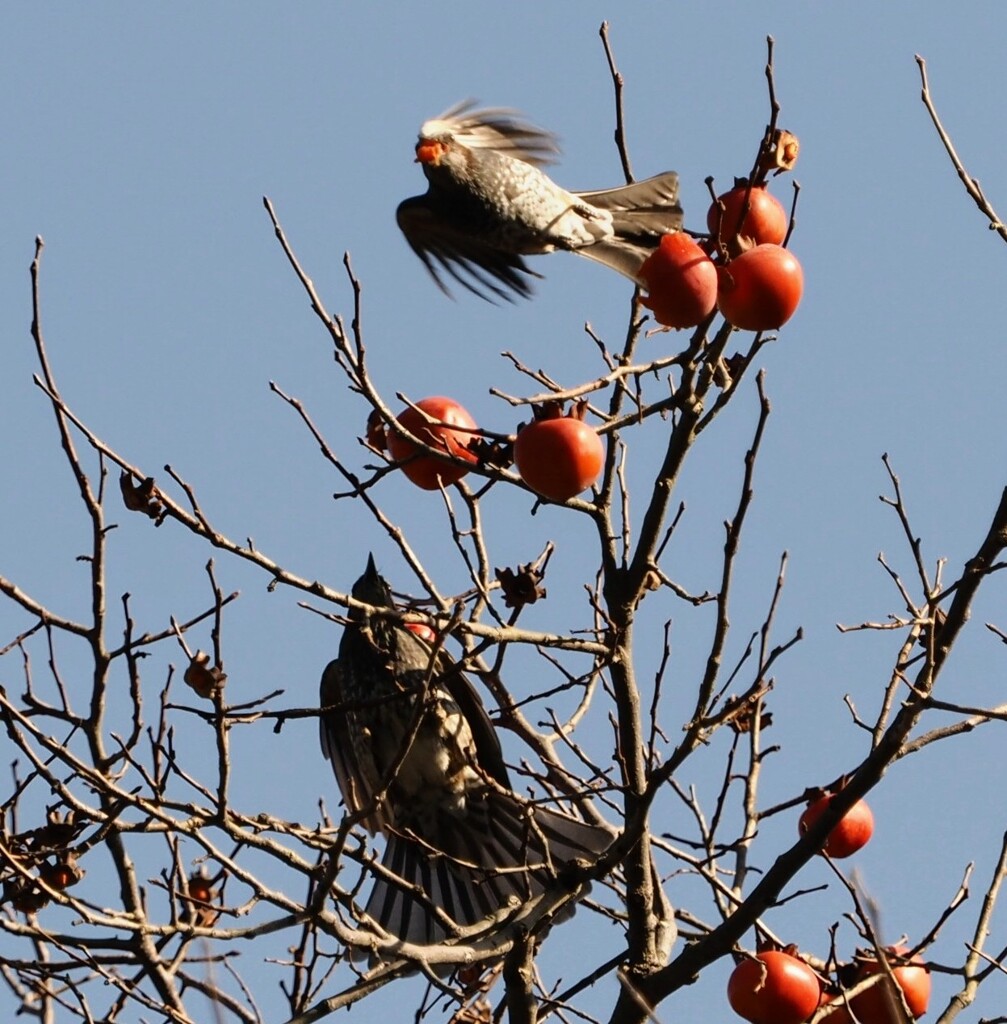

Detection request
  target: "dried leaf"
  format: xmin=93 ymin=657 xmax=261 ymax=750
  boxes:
xmin=495 ymin=563 xmax=547 ymax=609
xmin=365 ymin=409 xmax=387 ymax=452
xmin=723 ymin=691 xmax=773 ymax=734
xmin=39 ymin=852 xmax=84 ymax=891
xmin=119 ymin=472 xmax=165 ymax=522
xmin=3 ymin=874 xmax=49 ymax=914
xmin=13 ymin=808 xmax=87 ymax=855
xmin=184 ymin=651 xmax=227 ymax=699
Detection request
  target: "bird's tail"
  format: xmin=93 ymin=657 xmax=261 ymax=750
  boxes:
xmin=361 ymin=789 xmax=609 ymax=952
xmin=576 ymin=170 xmax=683 ymax=284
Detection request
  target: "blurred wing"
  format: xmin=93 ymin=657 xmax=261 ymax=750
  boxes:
xmin=319 ymin=658 xmax=381 ymax=832
xmin=396 ymin=196 xmax=541 ymax=302
xmin=420 ymin=100 xmax=560 ymax=167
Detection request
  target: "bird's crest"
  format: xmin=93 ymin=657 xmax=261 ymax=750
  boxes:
xmin=418 ymin=100 xmax=559 ymax=167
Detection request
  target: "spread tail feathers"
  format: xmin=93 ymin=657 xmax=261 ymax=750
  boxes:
xmin=361 ymin=790 xmax=609 ymax=951
xmin=576 ymin=170 xmax=683 ymax=284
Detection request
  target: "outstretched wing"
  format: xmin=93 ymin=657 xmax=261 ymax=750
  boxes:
xmin=419 ymin=100 xmax=559 ymax=167
xmin=396 ymin=195 xmax=542 ymax=302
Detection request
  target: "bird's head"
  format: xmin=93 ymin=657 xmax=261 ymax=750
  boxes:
xmin=416 ymin=102 xmax=559 ymax=170
xmin=415 ymin=112 xmax=461 ymax=167
xmin=349 ymin=554 xmax=395 ymax=621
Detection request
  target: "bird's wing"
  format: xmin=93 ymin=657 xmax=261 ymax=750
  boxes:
xmin=389 ymin=622 xmax=513 ymax=789
xmin=397 ymin=196 xmax=542 ymax=302
xmin=420 ymin=100 xmax=559 ymax=167
xmin=434 ymin=651 xmax=512 ymax=790
xmin=319 ymin=658 xmax=382 ymax=833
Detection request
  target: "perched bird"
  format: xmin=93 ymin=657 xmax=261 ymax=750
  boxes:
xmin=396 ymin=101 xmax=683 ymax=301
xmin=320 ymin=556 xmax=609 ymax=952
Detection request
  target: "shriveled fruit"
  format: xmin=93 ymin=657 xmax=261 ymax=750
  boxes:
xmin=639 ymin=232 xmax=718 ymax=328
xmin=183 ymin=872 xmax=220 ymax=927
xmin=514 ymin=407 xmax=604 ymax=502
xmin=387 ymin=396 xmax=479 ymax=490
xmin=187 ymin=876 xmax=214 ymax=903
xmin=728 ymin=950 xmax=821 ymax=1024
xmin=40 ymin=858 xmax=82 ymax=891
xmin=717 ymin=244 xmax=803 ymax=331
xmin=799 ymin=792 xmax=874 ymax=858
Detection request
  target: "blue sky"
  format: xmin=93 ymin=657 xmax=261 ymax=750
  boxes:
xmin=3 ymin=4 xmax=1007 ymax=1021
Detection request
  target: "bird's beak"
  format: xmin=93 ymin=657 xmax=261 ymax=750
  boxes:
xmin=350 ymin=553 xmax=386 ymax=616
xmin=415 ymin=139 xmax=447 ymax=165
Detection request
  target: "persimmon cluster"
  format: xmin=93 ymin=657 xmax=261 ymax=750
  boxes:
xmin=370 ymin=396 xmax=605 ymax=504
xmin=642 ymin=129 xmax=803 ymax=332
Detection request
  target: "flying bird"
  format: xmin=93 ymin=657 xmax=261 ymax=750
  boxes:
xmin=320 ymin=556 xmax=609 ymax=952
xmin=396 ymin=101 xmax=683 ymax=301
